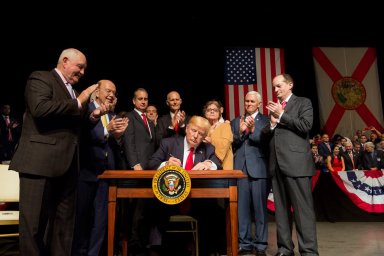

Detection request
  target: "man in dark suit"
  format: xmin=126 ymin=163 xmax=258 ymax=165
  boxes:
xmin=124 ymin=88 xmax=156 ymax=171
xmin=149 ymin=115 xmax=220 ymax=170
xmin=342 ymin=140 xmax=360 ymax=170
xmin=148 ymin=115 xmax=222 ymax=255
xmin=122 ymin=88 xmax=156 ymax=255
xmin=9 ymin=48 xmax=105 ymax=255
xmin=264 ymin=74 xmax=319 ymax=256
xmin=156 ymin=91 xmax=190 ymax=145
xmin=0 ymin=104 xmax=21 ymax=162
xmin=317 ymin=133 xmax=333 ymax=158
xmin=231 ymin=91 xmax=270 ymax=256
xmin=360 ymin=141 xmax=384 ymax=170
xmin=73 ymin=80 xmax=128 ymax=255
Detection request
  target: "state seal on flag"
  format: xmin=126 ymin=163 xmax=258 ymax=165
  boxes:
xmin=332 ymin=77 xmax=366 ymax=110
xmin=152 ymin=165 xmax=191 ymax=205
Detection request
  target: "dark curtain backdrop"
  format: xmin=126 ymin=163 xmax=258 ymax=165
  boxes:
xmin=2 ymin=4 xmax=383 ymax=138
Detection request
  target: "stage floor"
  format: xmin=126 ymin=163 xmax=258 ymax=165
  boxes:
xmin=1 ymin=222 xmax=383 ymax=255
xmin=249 ymin=221 xmax=384 ymax=256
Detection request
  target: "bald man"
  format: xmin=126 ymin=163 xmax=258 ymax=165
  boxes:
xmin=156 ymin=91 xmax=191 ymax=145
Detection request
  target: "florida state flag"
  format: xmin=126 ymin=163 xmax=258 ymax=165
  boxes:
xmin=312 ymin=47 xmax=383 ymax=137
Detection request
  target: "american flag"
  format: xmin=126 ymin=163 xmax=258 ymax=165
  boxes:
xmin=224 ymin=48 xmax=285 ymax=121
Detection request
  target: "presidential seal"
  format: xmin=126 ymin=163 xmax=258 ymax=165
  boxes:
xmin=331 ymin=77 xmax=366 ymax=110
xmin=152 ymin=165 xmax=191 ymax=205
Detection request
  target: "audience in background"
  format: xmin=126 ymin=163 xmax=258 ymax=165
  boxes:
xmin=342 ymin=141 xmax=360 ymax=171
xmin=360 ymin=141 xmax=384 ymax=170
xmin=326 ymin=146 xmax=345 ymax=172
xmin=0 ymin=104 xmax=21 ymax=163
xmin=318 ymin=133 xmax=333 ymax=158
xmin=311 ymin=143 xmax=326 ymax=172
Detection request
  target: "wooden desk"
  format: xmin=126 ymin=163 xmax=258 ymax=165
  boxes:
xmin=98 ymin=170 xmax=246 ymax=256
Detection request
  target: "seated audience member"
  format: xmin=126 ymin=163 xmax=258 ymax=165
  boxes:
xmin=318 ymin=133 xmax=333 ymax=158
xmin=364 ymin=126 xmax=382 ymax=144
xmin=331 ymin=134 xmax=344 ymax=152
xmin=351 ymin=134 xmax=359 ymax=143
xmin=148 ymin=115 xmax=223 ymax=255
xmin=311 ymin=143 xmax=326 ymax=172
xmin=376 ymin=140 xmax=384 ymax=151
xmin=353 ymin=141 xmax=363 ymax=154
xmin=0 ymin=104 xmax=21 ymax=163
xmin=312 ymin=134 xmax=321 ymax=145
xmin=342 ymin=141 xmax=360 ymax=171
xmin=361 ymin=141 xmax=384 ymax=170
xmin=358 ymin=134 xmax=368 ymax=150
xmin=339 ymin=137 xmax=348 ymax=153
xmin=326 ymin=146 xmax=345 ymax=172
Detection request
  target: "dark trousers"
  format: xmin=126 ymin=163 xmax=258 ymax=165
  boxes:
xmin=72 ymin=180 xmax=108 ymax=256
xmin=272 ymin=166 xmax=319 ymax=256
xmin=19 ymin=164 xmax=77 ymax=256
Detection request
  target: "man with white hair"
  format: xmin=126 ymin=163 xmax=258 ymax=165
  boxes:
xmin=361 ymin=141 xmax=384 ymax=170
xmin=9 ymin=48 xmax=104 ymax=255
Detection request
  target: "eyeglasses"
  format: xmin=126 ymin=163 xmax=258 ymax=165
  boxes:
xmin=205 ymin=108 xmax=219 ymax=113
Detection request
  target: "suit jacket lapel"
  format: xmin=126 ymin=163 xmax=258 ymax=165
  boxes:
xmin=194 ymin=145 xmax=205 ymax=164
xmin=170 ymin=136 xmax=184 ymax=161
xmin=285 ymin=94 xmax=297 ymax=111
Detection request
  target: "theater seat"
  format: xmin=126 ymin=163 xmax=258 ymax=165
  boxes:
xmin=0 ymin=164 xmax=19 ymax=237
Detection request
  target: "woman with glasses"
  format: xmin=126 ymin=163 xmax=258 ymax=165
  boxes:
xmin=203 ymin=100 xmax=233 ymax=170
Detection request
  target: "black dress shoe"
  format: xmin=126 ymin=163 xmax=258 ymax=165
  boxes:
xmin=238 ymin=247 xmax=253 ymax=255
xmin=256 ymin=250 xmax=267 ymax=256
xmin=274 ymin=252 xmax=293 ymax=256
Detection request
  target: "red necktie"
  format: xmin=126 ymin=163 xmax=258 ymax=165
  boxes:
xmin=180 ymin=147 xmax=194 ymax=214
xmin=184 ymin=147 xmax=194 ymax=170
xmin=349 ymin=152 xmax=355 ymax=169
xmin=141 ymin=113 xmax=149 ymax=132
xmin=281 ymin=101 xmax=287 ymax=110
xmin=174 ymin=121 xmax=179 ymax=134
xmin=5 ymin=116 xmax=12 ymax=141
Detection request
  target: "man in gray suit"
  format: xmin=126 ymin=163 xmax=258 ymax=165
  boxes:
xmin=231 ymin=91 xmax=270 ymax=256
xmin=264 ymin=74 xmax=319 ymax=256
xmin=9 ymin=48 xmax=105 ymax=255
